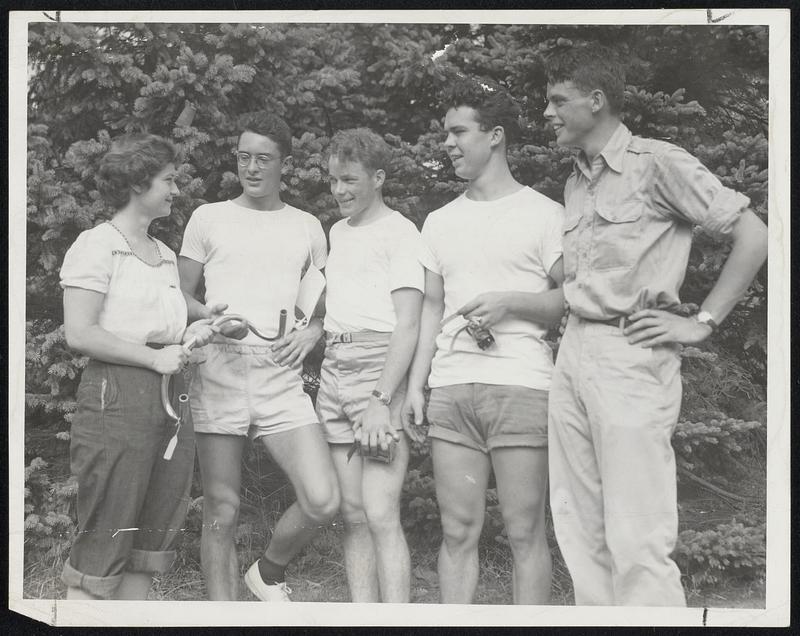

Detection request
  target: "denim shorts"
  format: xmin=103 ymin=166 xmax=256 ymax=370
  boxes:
xmin=426 ymin=383 xmax=549 ymax=453
xmin=315 ymin=335 xmax=405 ymax=444
xmin=189 ymin=342 xmax=318 ymax=439
xmin=60 ymin=360 xmax=195 ymax=598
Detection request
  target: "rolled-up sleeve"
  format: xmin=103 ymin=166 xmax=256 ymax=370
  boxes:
xmin=652 ymin=146 xmax=750 ymax=240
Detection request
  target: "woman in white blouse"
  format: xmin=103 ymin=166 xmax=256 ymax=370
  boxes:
xmin=59 ymin=134 xmax=215 ymax=600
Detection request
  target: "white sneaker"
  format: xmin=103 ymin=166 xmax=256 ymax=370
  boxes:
xmin=244 ymin=562 xmax=293 ymax=602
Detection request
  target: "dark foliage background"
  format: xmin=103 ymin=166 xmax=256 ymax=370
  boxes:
xmin=24 ymin=22 xmax=768 ymax=601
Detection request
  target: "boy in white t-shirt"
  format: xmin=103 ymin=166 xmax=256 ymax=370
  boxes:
xmin=402 ymin=79 xmax=566 ymax=604
xmin=316 ymin=128 xmax=424 ymax=602
xmin=178 ymin=113 xmax=340 ymax=601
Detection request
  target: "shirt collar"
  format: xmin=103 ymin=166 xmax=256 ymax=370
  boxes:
xmin=573 ymin=122 xmax=632 ymax=179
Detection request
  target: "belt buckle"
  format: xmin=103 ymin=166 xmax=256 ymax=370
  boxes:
xmin=618 ymin=316 xmax=628 ymax=330
xmin=342 ymin=332 xmax=352 ymax=344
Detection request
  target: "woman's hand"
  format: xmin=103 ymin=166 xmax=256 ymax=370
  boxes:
xmin=182 ymin=318 xmax=219 ymax=349
xmin=150 ymin=345 xmax=189 ymax=375
xmin=206 ymin=303 xmax=249 ymax=340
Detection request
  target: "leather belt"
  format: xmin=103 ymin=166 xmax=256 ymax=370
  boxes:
xmin=325 ymin=330 xmax=392 ymax=345
xmin=580 ymin=315 xmax=630 ymax=330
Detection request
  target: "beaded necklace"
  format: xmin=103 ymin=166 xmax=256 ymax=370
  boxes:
xmin=106 ymin=221 xmax=165 ymax=267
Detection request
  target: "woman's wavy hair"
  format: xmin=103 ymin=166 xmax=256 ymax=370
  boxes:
xmin=95 ymin=133 xmax=178 ymax=209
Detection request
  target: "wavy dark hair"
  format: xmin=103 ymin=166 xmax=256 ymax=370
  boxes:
xmin=441 ymin=76 xmax=523 ymax=145
xmin=95 ymin=134 xmax=178 ymax=209
xmin=238 ymin=112 xmax=293 ymax=159
xmin=326 ymin=127 xmax=392 ymax=174
xmin=544 ymin=43 xmax=626 ymax=115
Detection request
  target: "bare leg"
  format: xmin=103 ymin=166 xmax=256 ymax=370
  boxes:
xmin=329 ymin=443 xmax=380 ymax=602
xmin=195 ymin=433 xmax=246 ymax=600
xmin=259 ymin=424 xmax=340 ymax=567
xmin=432 ymin=439 xmax=491 ymax=604
xmin=361 ymin=433 xmax=411 ymax=602
xmin=113 ymin=571 xmax=153 ymax=600
xmin=491 ymin=446 xmax=551 ymax=604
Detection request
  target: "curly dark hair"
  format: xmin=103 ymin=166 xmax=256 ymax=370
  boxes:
xmin=544 ymin=43 xmax=626 ymax=115
xmin=441 ymin=77 xmax=523 ymax=145
xmin=95 ymin=134 xmax=178 ymax=209
xmin=326 ymin=128 xmax=392 ymax=174
xmin=238 ymin=112 xmax=293 ymax=158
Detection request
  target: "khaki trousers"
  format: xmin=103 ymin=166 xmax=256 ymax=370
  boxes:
xmin=548 ymin=316 xmax=686 ymax=606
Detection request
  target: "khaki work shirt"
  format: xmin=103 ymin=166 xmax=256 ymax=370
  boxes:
xmin=562 ymin=123 xmax=749 ymax=320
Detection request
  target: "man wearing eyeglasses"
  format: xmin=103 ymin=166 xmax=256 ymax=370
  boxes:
xmin=178 ymin=112 xmax=340 ymax=601
xmin=542 ymin=43 xmax=767 ymax=606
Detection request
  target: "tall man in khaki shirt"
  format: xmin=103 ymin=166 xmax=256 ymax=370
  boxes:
xmin=543 ymin=44 xmax=768 ymax=606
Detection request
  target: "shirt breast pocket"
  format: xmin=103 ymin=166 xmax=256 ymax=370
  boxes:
xmin=592 ymin=198 xmax=644 ymax=271
xmin=561 ymin=213 xmax=581 ymax=280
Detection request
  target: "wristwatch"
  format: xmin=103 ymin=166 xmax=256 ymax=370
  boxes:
xmin=371 ymin=389 xmax=392 ymax=406
xmin=695 ymin=310 xmax=718 ymax=332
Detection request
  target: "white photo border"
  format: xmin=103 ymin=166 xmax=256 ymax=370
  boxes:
xmin=8 ymin=8 xmax=790 ymax=627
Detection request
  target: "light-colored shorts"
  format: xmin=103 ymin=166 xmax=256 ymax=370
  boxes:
xmin=426 ymin=383 xmax=549 ymax=453
xmin=315 ymin=334 xmax=405 ymax=444
xmin=189 ymin=341 xmax=317 ymax=439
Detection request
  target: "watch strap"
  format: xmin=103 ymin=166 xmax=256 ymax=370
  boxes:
xmin=371 ymin=389 xmax=392 ymax=406
xmin=696 ymin=310 xmax=718 ymax=331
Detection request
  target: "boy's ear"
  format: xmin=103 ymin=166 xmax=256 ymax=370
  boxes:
xmin=281 ymin=155 xmax=293 ymax=171
xmin=374 ymin=169 xmax=386 ymax=189
xmin=590 ymin=89 xmax=607 ymax=114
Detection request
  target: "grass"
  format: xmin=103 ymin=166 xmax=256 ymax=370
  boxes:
xmin=23 ymin=437 xmax=766 ymax=607
xmin=23 ymin=500 xmax=764 ymax=607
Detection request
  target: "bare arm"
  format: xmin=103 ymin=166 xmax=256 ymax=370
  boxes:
xmin=63 ymin=287 xmax=188 ymax=374
xmin=401 ymin=269 xmax=444 ymax=442
xmin=357 ymin=287 xmax=423 ymax=453
xmin=696 ymin=210 xmax=768 ymax=323
xmin=271 ymin=269 xmax=327 ymax=367
xmin=626 ymin=209 xmax=768 ymax=346
xmin=178 ymin=255 xmax=212 ymax=321
xmin=456 ymin=256 xmax=566 ymax=329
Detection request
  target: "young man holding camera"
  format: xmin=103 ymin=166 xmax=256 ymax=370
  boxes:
xmin=403 ymin=79 xmax=565 ymax=604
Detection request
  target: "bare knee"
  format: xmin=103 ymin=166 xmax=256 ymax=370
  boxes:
xmin=300 ymin=482 xmax=340 ymax=524
xmin=503 ymin=511 xmax=547 ymax=555
xmin=202 ymin=488 xmax=240 ymax=534
xmin=364 ymin=500 xmax=401 ymax=536
xmin=339 ymin=498 xmax=367 ymax=530
xmin=440 ymin=511 xmax=483 ymax=552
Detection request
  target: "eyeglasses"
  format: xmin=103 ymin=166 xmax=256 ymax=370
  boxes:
xmin=235 ymin=151 xmax=276 ymax=169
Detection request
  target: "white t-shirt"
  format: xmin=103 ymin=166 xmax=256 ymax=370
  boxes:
xmin=180 ymin=200 xmax=327 ymax=344
xmin=419 ymin=186 xmax=564 ymax=390
xmin=324 ymin=210 xmax=424 ymax=333
xmin=60 ymin=223 xmax=187 ymax=345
